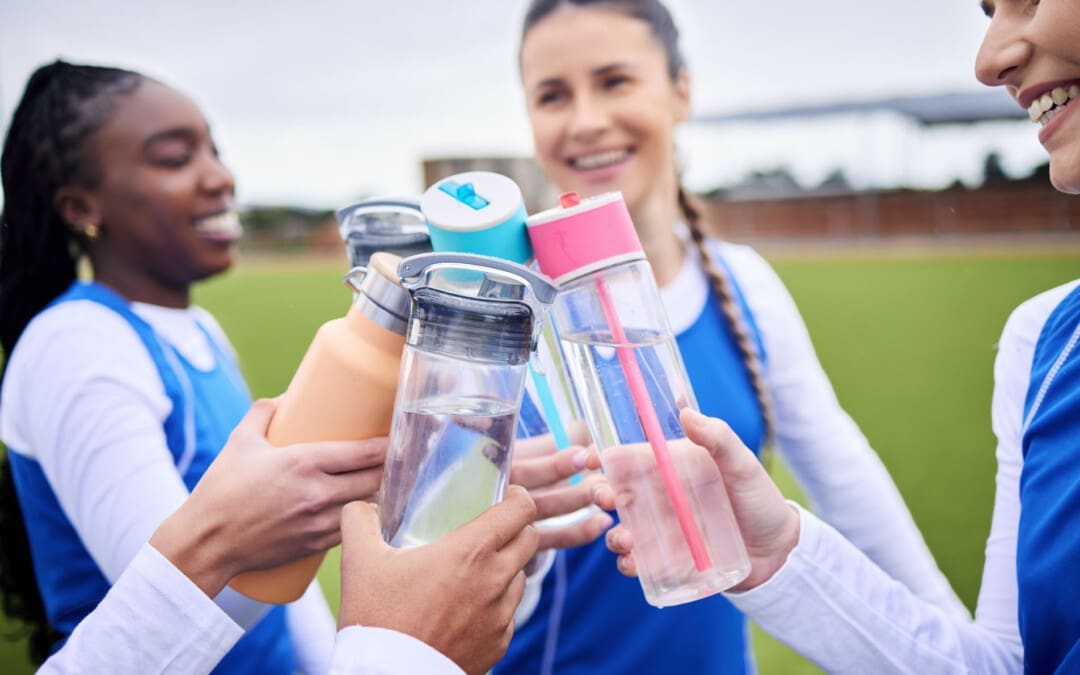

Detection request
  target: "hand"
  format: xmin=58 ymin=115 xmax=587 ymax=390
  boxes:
xmin=510 ymin=432 xmax=612 ymax=550
xmin=337 ymin=486 xmax=539 ymax=675
xmin=150 ymin=398 xmax=388 ymax=596
xmin=597 ymin=408 xmax=799 ymax=591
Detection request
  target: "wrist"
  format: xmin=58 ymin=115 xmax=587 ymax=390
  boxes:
xmin=732 ymin=502 xmax=801 ymax=591
xmin=149 ymin=502 xmax=236 ymax=598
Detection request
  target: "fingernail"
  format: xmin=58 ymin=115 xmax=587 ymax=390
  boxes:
xmin=572 ymin=449 xmax=588 ymax=470
xmin=598 ymin=513 xmax=614 ymax=530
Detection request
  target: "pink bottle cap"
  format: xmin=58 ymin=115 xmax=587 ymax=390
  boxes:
xmin=526 ymin=192 xmax=644 ymax=284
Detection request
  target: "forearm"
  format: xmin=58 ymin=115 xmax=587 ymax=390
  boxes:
xmin=727 ymin=505 xmax=1020 ymax=675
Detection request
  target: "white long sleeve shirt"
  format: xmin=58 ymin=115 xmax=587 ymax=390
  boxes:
xmin=1 ymin=299 xmax=334 ymax=672
xmin=725 ymin=279 xmax=1080 ymax=674
xmin=40 ymin=543 xmax=463 ymax=675
xmin=664 ymin=239 xmax=968 ymax=617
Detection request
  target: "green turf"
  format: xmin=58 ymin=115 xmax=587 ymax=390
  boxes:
xmin=1 ymin=251 xmax=1076 ymax=673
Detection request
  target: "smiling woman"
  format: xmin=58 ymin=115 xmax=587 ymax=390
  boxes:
xmin=0 ymin=61 xmax=335 ymax=673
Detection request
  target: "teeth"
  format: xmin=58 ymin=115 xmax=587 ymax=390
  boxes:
xmin=573 ymin=149 xmax=629 ymax=170
xmin=1028 ymin=84 xmax=1080 ymax=126
xmin=195 ymin=210 xmax=242 ymax=237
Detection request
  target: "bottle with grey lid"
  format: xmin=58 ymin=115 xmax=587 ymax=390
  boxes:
xmin=378 ymin=252 xmax=557 ymax=549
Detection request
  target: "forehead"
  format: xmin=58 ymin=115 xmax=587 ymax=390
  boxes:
xmin=93 ymin=80 xmax=207 ymax=151
xmin=520 ymin=6 xmax=667 ymax=83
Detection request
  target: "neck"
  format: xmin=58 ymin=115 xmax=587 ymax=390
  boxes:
xmin=630 ymin=189 xmax=685 ymax=288
xmin=91 ymin=258 xmax=190 ymax=308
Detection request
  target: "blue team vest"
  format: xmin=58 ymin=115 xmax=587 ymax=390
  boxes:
xmin=1017 ymin=283 xmax=1080 ymax=675
xmin=6 ymin=281 xmax=296 ymax=674
xmin=499 ymin=253 xmax=767 ymax=675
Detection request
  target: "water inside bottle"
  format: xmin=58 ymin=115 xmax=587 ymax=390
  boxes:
xmin=384 ymin=396 xmax=518 ymax=548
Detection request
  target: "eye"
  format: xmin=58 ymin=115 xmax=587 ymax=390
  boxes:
xmin=980 ymin=0 xmax=993 ymax=18
xmin=536 ymin=89 xmax=566 ymax=106
xmin=602 ymin=74 xmax=630 ymax=90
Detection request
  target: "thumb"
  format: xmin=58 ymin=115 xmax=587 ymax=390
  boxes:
xmin=341 ymin=501 xmax=386 ymax=553
xmin=236 ymin=398 xmax=278 ymax=439
xmin=679 ymin=408 xmax=758 ymax=481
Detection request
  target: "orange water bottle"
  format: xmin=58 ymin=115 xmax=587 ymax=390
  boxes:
xmin=229 ymin=252 xmax=411 ymax=603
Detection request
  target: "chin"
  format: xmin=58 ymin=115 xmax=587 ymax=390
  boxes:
xmin=1049 ymin=162 xmax=1080 ymax=195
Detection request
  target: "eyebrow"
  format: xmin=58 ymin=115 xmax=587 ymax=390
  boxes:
xmin=532 ymin=62 xmax=636 ymax=92
xmin=141 ymin=125 xmax=211 ymax=150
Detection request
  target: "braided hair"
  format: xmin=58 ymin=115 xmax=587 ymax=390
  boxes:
xmin=0 ymin=60 xmax=143 ymax=663
xmin=522 ymin=0 xmax=776 ymax=447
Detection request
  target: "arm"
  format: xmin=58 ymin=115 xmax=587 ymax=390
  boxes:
xmin=287 ymin=581 xmax=337 ymax=675
xmin=721 ymin=243 xmax=967 ymax=616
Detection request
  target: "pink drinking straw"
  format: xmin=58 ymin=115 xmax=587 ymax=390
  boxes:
xmin=593 ymin=277 xmax=712 ymax=572
xmin=530 ymin=192 xmax=712 ymax=571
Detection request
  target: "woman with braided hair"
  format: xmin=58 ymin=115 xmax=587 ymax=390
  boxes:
xmin=0 ymin=61 xmax=390 ymax=673
xmin=499 ymin=1 xmax=970 ymax=673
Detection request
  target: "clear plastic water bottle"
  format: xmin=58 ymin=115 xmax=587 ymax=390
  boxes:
xmin=527 ymin=191 xmax=751 ymax=608
xmin=378 ymin=252 xmax=557 ymax=548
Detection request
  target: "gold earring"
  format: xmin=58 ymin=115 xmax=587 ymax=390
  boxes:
xmin=83 ymin=223 xmax=99 ymax=241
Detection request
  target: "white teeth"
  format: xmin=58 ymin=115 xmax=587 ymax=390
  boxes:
xmin=194 ymin=210 xmax=242 ymax=238
xmin=573 ymin=149 xmax=629 ymax=170
xmin=1028 ymin=84 xmax=1080 ymax=126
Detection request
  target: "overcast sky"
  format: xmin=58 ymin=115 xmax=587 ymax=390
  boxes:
xmin=0 ymin=0 xmax=1046 ymax=209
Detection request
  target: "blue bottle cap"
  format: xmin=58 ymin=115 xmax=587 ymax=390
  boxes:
xmin=421 ymin=171 xmax=532 ymax=264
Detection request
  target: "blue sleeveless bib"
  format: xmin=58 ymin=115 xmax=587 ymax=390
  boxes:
xmin=499 ymin=254 xmax=768 ymax=675
xmin=6 ymin=281 xmax=296 ymax=674
xmin=1017 ymin=283 xmax=1080 ymax=675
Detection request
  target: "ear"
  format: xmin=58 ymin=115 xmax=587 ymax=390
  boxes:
xmin=672 ymin=67 xmax=692 ymax=124
xmin=53 ymin=185 xmax=102 ymax=237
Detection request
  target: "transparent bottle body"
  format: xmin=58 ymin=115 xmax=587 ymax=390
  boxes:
xmin=379 ymin=346 xmax=526 ymax=548
xmin=555 ymin=260 xmax=751 ymax=607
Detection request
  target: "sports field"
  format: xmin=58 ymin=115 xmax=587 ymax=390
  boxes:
xmin=1 ymin=248 xmax=1077 ymax=673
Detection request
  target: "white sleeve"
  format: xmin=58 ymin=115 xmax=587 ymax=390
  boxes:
xmin=721 ymin=244 xmax=967 ymax=617
xmin=329 ymin=627 xmax=465 ymax=675
xmin=0 ymin=302 xmax=268 ymax=629
xmin=726 ymin=504 xmax=1022 ymax=675
xmin=38 ymin=543 xmax=242 ymax=675
xmin=287 ymin=580 xmax=338 ymax=675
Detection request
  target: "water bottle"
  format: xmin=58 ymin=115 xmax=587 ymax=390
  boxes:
xmin=422 ymin=172 xmax=595 ymax=529
xmin=337 ymin=196 xmax=431 ymax=268
xmin=229 ymin=252 xmax=410 ymax=604
xmin=527 ymin=191 xmax=751 ymax=608
xmin=378 ymin=252 xmax=556 ymax=548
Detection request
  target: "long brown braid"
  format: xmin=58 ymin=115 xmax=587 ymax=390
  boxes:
xmin=677 ymin=185 xmax=776 ymax=451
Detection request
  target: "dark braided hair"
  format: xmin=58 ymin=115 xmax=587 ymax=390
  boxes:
xmin=0 ymin=60 xmax=143 ymax=664
xmin=522 ymin=0 xmax=777 ymax=448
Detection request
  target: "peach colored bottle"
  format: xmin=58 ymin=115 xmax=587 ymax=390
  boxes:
xmin=230 ymin=252 xmax=410 ymax=604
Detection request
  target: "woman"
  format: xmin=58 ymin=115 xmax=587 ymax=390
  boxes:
xmin=604 ymin=0 xmax=1080 ymax=672
xmin=0 ymin=61 xmax=381 ymax=673
xmin=500 ymin=1 xmax=970 ymax=673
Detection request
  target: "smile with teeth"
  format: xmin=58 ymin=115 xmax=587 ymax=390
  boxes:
xmin=571 ymin=149 xmax=630 ymax=171
xmin=194 ymin=210 xmax=242 ymax=238
xmin=1028 ymin=84 xmax=1080 ymax=125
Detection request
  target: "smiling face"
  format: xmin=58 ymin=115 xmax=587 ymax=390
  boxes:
xmin=520 ymin=5 xmax=690 ymax=218
xmin=976 ymin=0 xmax=1080 ymax=193
xmin=68 ymin=79 xmax=240 ymax=306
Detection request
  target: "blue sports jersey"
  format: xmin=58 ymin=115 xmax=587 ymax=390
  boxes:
xmin=1017 ymin=283 xmax=1080 ymax=675
xmin=498 ymin=256 xmax=767 ymax=675
xmin=7 ymin=281 xmax=296 ymax=675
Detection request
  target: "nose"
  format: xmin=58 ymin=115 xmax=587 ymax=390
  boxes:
xmin=975 ymin=14 xmax=1032 ymax=88
xmin=568 ymin=92 xmax=610 ymax=141
xmin=200 ymin=150 xmax=235 ymax=197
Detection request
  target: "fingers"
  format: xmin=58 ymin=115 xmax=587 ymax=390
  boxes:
xmin=458 ymin=485 xmax=537 ymax=552
xmin=605 ymin=524 xmax=633 ymax=555
xmin=616 ymin=553 xmax=638 ymax=578
xmin=499 ymin=522 xmax=541 ymax=574
xmin=536 ymin=511 xmax=614 ymax=550
xmin=509 ymin=446 xmax=593 ymax=489
xmin=591 ymin=481 xmax=618 ymax=512
xmin=531 ymin=473 xmax=605 ymax=519
xmin=308 ymin=437 xmax=389 ymax=475
xmin=679 ymin=409 xmax=759 ymax=481
xmin=321 ymin=467 xmax=384 ymax=505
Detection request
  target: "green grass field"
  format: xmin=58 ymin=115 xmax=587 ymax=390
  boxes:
xmin=1 ymin=250 xmax=1077 ymax=673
